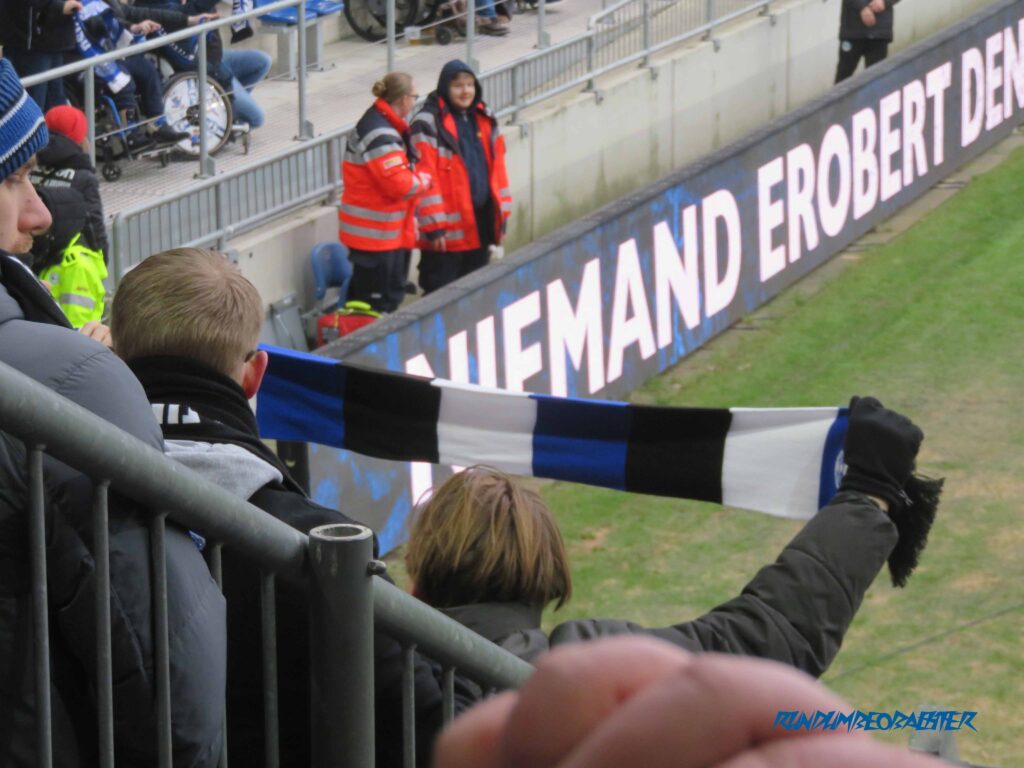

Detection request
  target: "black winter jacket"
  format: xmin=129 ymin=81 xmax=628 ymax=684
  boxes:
xmin=444 ymin=492 xmax=897 ymax=686
xmin=0 ymin=255 xmax=226 ymax=768
xmin=0 ymin=0 xmax=76 ymax=52
xmin=33 ymin=134 xmax=109 ymax=257
xmin=128 ymin=356 xmax=465 ymax=768
xmin=840 ymin=0 xmax=899 ymax=42
xmin=32 ymin=185 xmax=89 ymax=273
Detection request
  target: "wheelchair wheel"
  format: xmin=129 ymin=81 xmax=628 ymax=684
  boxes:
xmin=435 ymin=25 xmax=453 ymax=44
xmin=344 ymin=0 xmax=419 ymax=41
xmin=162 ymin=72 xmax=234 ymax=158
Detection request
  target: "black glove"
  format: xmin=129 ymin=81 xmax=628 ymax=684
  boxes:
xmin=839 ymin=396 xmax=922 ymax=511
xmin=839 ymin=396 xmax=943 ymax=588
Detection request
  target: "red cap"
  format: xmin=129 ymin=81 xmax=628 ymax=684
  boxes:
xmin=45 ymin=105 xmax=88 ymax=145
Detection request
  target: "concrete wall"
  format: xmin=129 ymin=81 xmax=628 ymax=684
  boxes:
xmin=503 ymin=0 xmax=996 ymax=249
xmin=234 ymin=0 xmax=996 ymax=306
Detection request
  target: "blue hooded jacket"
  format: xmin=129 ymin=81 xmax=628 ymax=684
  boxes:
xmin=436 ymin=60 xmax=490 ymax=210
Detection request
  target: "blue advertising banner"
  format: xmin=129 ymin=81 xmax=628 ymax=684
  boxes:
xmin=301 ymin=0 xmax=1024 ymax=551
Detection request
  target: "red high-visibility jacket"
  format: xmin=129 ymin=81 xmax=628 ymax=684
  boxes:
xmin=410 ymin=96 xmax=511 ymax=252
xmin=340 ymin=99 xmax=429 ymax=252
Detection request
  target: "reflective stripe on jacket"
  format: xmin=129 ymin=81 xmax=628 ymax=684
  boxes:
xmin=39 ymin=232 xmax=107 ymax=327
xmin=410 ymin=97 xmax=512 ymax=252
xmin=340 ymin=99 xmax=424 ymax=252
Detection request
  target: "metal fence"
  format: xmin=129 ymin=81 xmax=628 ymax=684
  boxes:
xmin=0 ymin=357 xmax=532 ymax=768
xmin=103 ymin=0 xmax=774 ymax=279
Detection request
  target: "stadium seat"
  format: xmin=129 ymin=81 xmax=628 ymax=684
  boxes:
xmin=261 ymin=292 xmax=310 ymax=351
xmin=310 ymin=241 xmax=352 ymax=312
xmin=255 ymin=0 xmax=343 ymax=79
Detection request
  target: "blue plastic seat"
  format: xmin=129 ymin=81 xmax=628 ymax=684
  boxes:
xmin=254 ymin=0 xmax=320 ymax=25
xmin=310 ymin=241 xmax=353 ymax=311
xmin=308 ymin=0 xmax=344 ymax=15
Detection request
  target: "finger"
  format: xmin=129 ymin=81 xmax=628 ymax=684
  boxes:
xmin=434 ymin=692 xmax=518 ymax=768
xmin=497 ymin=637 xmax=693 ymax=768
xmin=718 ymin=734 xmax=944 ymax=768
xmin=559 ymin=652 xmax=855 ymax=768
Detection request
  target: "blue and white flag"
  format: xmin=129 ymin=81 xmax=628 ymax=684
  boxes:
xmin=256 ymin=345 xmax=849 ymax=520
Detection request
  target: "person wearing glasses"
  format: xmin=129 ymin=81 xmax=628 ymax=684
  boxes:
xmin=339 ymin=72 xmax=432 ymax=313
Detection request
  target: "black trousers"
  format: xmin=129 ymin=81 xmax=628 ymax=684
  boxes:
xmin=347 ymin=248 xmax=408 ymax=313
xmin=418 ymin=201 xmax=495 ymax=295
xmin=835 ymin=38 xmax=889 ymax=84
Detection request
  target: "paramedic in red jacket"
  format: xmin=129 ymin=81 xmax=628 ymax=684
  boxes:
xmin=340 ymin=72 xmax=431 ymax=313
xmin=410 ymin=60 xmax=512 ymax=294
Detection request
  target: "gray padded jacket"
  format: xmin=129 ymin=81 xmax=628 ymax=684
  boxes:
xmin=0 ymin=256 xmax=226 ymax=768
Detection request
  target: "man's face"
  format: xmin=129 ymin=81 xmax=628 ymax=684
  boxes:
xmin=448 ymin=72 xmax=476 ymax=111
xmin=0 ymin=160 xmax=51 ymax=254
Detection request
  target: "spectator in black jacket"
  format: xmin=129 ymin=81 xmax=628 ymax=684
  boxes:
xmin=0 ymin=0 xmax=82 ymax=110
xmin=31 ymin=105 xmax=108 ymax=256
xmin=110 ymin=246 xmax=466 ymax=768
xmin=0 ymin=57 xmax=226 ymax=768
xmin=405 ymin=398 xmax=940 ymax=689
xmin=836 ymin=0 xmax=900 ymax=83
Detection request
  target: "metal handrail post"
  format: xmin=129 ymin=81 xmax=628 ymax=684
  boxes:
xmin=467 ymin=0 xmax=478 ymax=72
xmin=641 ymin=0 xmax=651 ymax=66
xmin=309 ymin=524 xmax=375 ymax=768
xmin=387 ymin=0 xmax=396 ymax=72
xmin=537 ymin=0 xmax=550 ymax=49
xmin=510 ymin=64 xmax=521 ymax=123
xmin=326 ymin=137 xmax=341 ymax=205
xmin=703 ymin=0 xmax=714 ymax=39
xmin=298 ymin=0 xmax=313 ymax=139
xmin=197 ymin=34 xmax=214 ymax=178
xmin=85 ymin=67 xmax=96 ymax=171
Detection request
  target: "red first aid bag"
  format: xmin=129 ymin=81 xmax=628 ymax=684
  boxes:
xmin=316 ymin=301 xmax=381 ymax=347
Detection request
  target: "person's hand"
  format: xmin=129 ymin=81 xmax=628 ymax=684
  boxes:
xmin=62 ymin=0 xmax=83 ymax=14
xmin=79 ymin=321 xmax=113 ymax=349
xmin=838 ymin=396 xmax=923 ymax=513
xmin=435 ymin=236 xmax=447 ymax=252
xmin=129 ymin=19 xmax=161 ymax=35
xmin=869 ymin=0 xmax=885 ymax=12
xmin=187 ymin=12 xmax=219 ymax=25
xmin=860 ymin=6 xmax=876 ymax=26
xmin=435 ymin=637 xmax=946 ymax=768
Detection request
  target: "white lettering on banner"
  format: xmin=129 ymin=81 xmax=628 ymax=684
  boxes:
xmin=547 ymin=259 xmax=605 ymax=397
xmin=654 ymin=214 xmax=701 ymax=349
xmin=879 ymin=90 xmax=903 ymax=201
xmin=817 ymin=123 xmax=852 ymax=238
xmin=476 ymin=316 xmax=498 ymax=387
xmin=448 ymin=330 xmax=470 ymax=383
xmin=902 ymin=79 xmax=928 ymax=187
xmin=405 ymin=354 xmax=436 ymax=507
xmin=962 ymin=46 xmax=985 ymax=147
xmin=853 ymin=106 xmax=880 ymax=219
xmin=503 ymin=291 xmax=543 ymax=391
xmin=757 ymin=157 xmax=786 ymax=281
xmin=702 ymin=190 xmax=742 ymax=317
xmin=1005 ymin=21 xmax=1024 ymax=119
xmin=607 ymin=239 xmax=657 ymax=385
xmin=927 ymin=62 xmax=952 ymax=166
xmin=986 ymin=31 xmax=1005 ymax=132
xmin=786 ymin=143 xmax=819 ymax=263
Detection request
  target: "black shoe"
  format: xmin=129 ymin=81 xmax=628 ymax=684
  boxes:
xmin=152 ymin=124 xmax=190 ymax=145
xmin=126 ymin=129 xmax=155 ymax=153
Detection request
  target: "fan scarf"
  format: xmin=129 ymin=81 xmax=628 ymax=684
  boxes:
xmin=256 ymin=345 xmax=850 ymax=520
xmin=74 ymin=1 xmax=136 ymax=95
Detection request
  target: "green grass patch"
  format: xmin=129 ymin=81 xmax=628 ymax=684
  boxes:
xmin=538 ymin=146 xmax=1024 ymax=764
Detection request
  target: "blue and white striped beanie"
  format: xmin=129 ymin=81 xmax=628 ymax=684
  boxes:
xmin=0 ymin=58 xmax=49 ymax=183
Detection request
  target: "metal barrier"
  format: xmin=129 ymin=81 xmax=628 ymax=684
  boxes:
xmin=0 ymin=357 xmax=531 ymax=768
xmin=20 ymin=0 xmax=317 ymax=178
xmin=104 ymin=0 xmax=774 ymax=278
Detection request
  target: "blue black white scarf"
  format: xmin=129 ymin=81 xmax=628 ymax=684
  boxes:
xmin=74 ymin=1 xmax=136 ymax=95
xmin=256 ymin=346 xmax=851 ymax=520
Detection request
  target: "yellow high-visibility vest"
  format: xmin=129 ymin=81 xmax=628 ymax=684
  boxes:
xmin=39 ymin=233 xmax=108 ymax=327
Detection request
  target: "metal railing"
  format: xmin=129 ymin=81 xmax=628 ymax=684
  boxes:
xmin=0 ymin=357 xmax=531 ymax=768
xmin=20 ymin=0 xmax=318 ymax=179
xmin=104 ymin=0 xmax=774 ymax=279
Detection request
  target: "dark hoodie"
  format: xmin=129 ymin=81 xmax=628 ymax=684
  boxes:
xmin=32 ymin=133 xmax=109 ymax=257
xmin=435 ymin=60 xmax=491 ymax=209
xmin=32 ymin=185 xmax=89 ymax=274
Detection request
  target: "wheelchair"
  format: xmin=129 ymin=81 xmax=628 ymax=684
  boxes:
xmin=66 ymin=56 xmax=241 ymax=182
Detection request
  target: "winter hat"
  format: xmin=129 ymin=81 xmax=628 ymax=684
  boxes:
xmin=45 ymin=105 xmax=88 ymax=146
xmin=0 ymin=58 xmax=48 ymax=183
